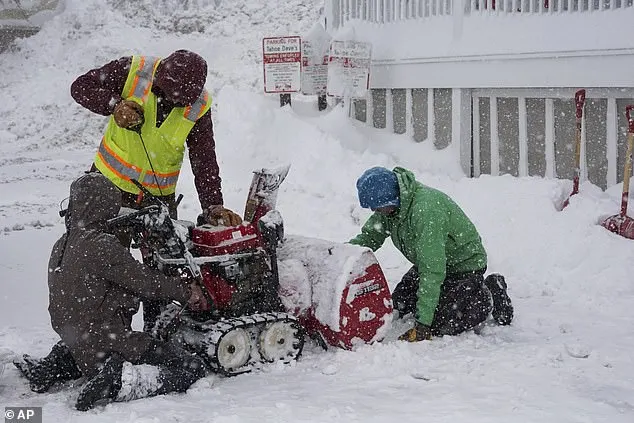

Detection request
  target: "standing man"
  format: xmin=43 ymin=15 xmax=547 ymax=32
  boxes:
xmin=350 ymin=166 xmax=513 ymax=341
xmin=71 ymin=49 xmax=242 ymax=226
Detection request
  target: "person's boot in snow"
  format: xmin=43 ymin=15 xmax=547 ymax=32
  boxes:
xmin=13 ymin=341 xmax=82 ymax=393
xmin=75 ymin=353 xmax=125 ymax=411
xmin=137 ymin=340 xmax=207 ymax=395
xmin=115 ymin=358 xmax=205 ymax=402
xmin=484 ymin=274 xmax=514 ymax=325
xmin=75 ymin=342 xmax=206 ymax=411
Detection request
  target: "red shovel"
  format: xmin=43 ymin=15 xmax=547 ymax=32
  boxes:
xmin=561 ymin=89 xmax=586 ymax=210
xmin=600 ymin=105 xmax=634 ymax=240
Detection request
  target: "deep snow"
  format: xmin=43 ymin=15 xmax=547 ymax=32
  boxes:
xmin=1 ymin=1 xmax=633 ymax=422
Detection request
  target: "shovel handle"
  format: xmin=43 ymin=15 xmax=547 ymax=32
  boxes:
xmin=570 ymin=90 xmax=585 ymax=197
xmin=575 ymin=89 xmax=586 ymax=119
xmin=626 ymin=105 xmax=634 ymax=133
xmin=622 ymin=106 xmax=634 ymax=216
xmin=621 ymin=135 xmax=632 ymax=217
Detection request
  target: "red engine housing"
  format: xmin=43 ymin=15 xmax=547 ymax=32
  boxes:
xmin=190 ymin=221 xmax=278 ymax=316
xmin=192 ymin=223 xmax=262 ymax=256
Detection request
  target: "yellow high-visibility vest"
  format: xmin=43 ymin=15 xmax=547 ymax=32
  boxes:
xmin=94 ymin=55 xmax=212 ymax=196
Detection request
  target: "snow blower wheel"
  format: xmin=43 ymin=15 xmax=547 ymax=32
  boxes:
xmin=258 ymin=320 xmax=304 ymax=362
xmin=214 ymin=328 xmax=251 ymax=372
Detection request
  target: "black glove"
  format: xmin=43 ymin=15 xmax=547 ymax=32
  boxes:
xmin=398 ymin=323 xmax=433 ymax=342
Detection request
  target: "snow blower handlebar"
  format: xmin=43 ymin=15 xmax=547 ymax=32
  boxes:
xmin=127 ymin=179 xmax=199 ymax=279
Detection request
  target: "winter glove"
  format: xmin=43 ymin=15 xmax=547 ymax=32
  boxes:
xmin=203 ymin=205 xmax=243 ymax=227
xmin=399 ymin=323 xmax=433 ymax=342
xmin=113 ymin=100 xmax=145 ymax=130
xmin=187 ymin=283 xmax=207 ymax=311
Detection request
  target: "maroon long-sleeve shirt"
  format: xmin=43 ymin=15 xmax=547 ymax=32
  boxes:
xmin=70 ymin=57 xmax=223 ymax=209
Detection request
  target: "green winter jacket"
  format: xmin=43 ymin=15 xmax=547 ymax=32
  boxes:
xmin=349 ymin=167 xmax=487 ymax=326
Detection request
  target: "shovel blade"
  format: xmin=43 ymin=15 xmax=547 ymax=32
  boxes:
xmin=601 ymin=215 xmax=634 ymax=240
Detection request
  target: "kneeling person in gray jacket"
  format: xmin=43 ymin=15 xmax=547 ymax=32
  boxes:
xmin=47 ymin=173 xmax=206 ymax=411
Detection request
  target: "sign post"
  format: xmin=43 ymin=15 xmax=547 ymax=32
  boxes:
xmin=263 ymin=36 xmax=302 ymax=107
xmin=326 ymin=40 xmax=371 ymax=100
xmin=301 ymin=23 xmax=331 ymax=111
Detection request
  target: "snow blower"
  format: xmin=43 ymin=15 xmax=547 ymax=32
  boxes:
xmin=105 ymin=165 xmax=393 ymax=376
xmin=561 ymin=89 xmax=586 ymax=210
xmin=600 ymin=105 xmax=634 ymax=240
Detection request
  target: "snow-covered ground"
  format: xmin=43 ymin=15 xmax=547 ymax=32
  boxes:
xmin=1 ymin=1 xmax=633 ymax=422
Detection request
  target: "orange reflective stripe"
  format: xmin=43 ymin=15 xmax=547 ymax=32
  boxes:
xmin=98 ymin=143 xmax=141 ymax=181
xmin=127 ymin=56 xmax=146 ymax=98
xmin=147 ymin=169 xmax=179 ymax=178
xmin=139 ymin=58 xmax=159 ymax=101
xmin=126 ymin=56 xmax=159 ymax=102
xmin=197 ymin=91 xmax=209 ymax=119
xmin=142 ymin=79 xmax=152 ymax=100
xmin=101 ymin=141 xmax=139 ymax=172
xmin=142 ymin=170 xmax=179 ymax=189
xmin=184 ymin=90 xmax=209 ymax=122
xmin=143 ymin=181 xmax=178 ymax=190
xmin=97 ymin=151 xmax=133 ymax=183
xmin=98 ymin=141 xmax=179 ymax=190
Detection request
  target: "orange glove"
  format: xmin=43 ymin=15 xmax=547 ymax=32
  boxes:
xmin=113 ymin=100 xmax=144 ymax=130
xmin=399 ymin=323 xmax=433 ymax=342
xmin=203 ymin=205 xmax=243 ymax=227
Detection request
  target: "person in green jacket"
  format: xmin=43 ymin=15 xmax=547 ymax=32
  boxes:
xmin=350 ymin=166 xmax=513 ymax=341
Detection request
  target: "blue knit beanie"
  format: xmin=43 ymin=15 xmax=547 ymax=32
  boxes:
xmin=356 ymin=167 xmax=400 ymax=210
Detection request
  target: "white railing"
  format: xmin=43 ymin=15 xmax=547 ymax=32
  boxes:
xmin=327 ymin=0 xmax=633 ymax=28
xmin=469 ymin=0 xmax=634 ymax=14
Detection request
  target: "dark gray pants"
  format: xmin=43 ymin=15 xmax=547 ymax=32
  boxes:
xmin=392 ymin=266 xmax=492 ymax=336
xmin=136 ymin=340 xmax=206 ymax=395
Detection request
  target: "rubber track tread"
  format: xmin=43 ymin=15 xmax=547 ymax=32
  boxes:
xmin=201 ymin=312 xmax=304 ymax=376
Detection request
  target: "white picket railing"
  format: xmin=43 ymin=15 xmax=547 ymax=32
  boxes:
xmin=326 ymin=0 xmax=634 ymax=186
xmin=328 ymin=0 xmax=633 ymax=28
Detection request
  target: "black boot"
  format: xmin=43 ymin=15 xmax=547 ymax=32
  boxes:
xmin=484 ymin=274 xmax=514 ymax=326
xmin=110 ymin=344 xmax=206 ymax=403
xmin=140 ymin=340 xmax=207 ymax=394
xmin=135 ymin=341 xmax=207 ymax=399
xmin=75 ymin=353 xmax=124 ymax=411
xmin=13 ymin=342 xmax=82 ymax=393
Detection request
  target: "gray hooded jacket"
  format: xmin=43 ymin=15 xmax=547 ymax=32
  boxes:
xmin=48 ymin=173 xmax=191 ymax=375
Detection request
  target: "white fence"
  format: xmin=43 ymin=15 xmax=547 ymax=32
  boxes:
xmin=471 ymin=88 xmax=634 ymax=188
xmin=328 ymin=0 xmax=634 ymax=28
xmin=331 ymin=0 xmax=634 ymax=186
